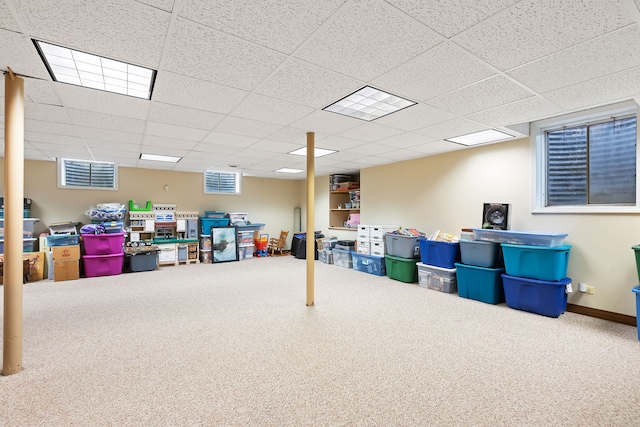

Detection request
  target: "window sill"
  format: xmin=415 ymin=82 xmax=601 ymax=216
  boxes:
xmin=532 ymin=206 xmax=640 ymax=214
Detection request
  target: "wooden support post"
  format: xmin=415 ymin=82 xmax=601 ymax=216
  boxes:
xmin=306 ymin=132 xmax=315 ymax=307
xmin=3 ymin=68 xmax=25 ymax=376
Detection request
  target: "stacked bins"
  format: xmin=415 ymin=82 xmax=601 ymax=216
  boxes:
xmin=82 ymin=232 xmax=125 ymax=277
xmin=385 ymin=232 xmax=420 ymax=283
xmin=333 ymin=240 xmax=355 ymax=268
xmin=318 ymin=237 xmax=337 ymax=264
xmin=455 ymin=239 xmax=504 ymax=304
xmin=200 ymin=234 xmax=212 ymax=263
xmin=417 ymin=238 xmax=459 ymax=292
xmin=500 ymin=243 xmax=572 ymax=317
xmin=351 ymin=226 xmax=386 ymax=276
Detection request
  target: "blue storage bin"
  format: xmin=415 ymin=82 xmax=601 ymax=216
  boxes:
xmin=204 ymin=211 xmax=226 ymax=218
xmin=419 ymin=239 xmax=460 ymax=269
xmin=455 ymin=263 xmax=504 ymax=304
xmin=46 ymin=234 xmax=80 ymax=247
xmin=200 ymin=217 xmax=230 ymax=234
xmin=501 ymin=274 xmax=571 ymax=318
xmin=351 ymin=251 xmax=386 ymax=276
xmin=501 ymin=244 xmax=571 ymax=281
xmin=633 ymin=286 xmax=640 ymax=340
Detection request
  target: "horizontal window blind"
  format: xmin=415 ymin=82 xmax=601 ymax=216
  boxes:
xmin=63 ymin=159 xmax=115 ymax=188
xmin=205 ymin=171 xmax=239 ymax=194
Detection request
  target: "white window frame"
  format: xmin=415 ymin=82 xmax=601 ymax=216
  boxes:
xmin=57 ymin=158 xmax=118 ymax=190
xmin=204 ymin=170 xmax=242 ymax=195
xmin=531 ymin=100 xmax=640 ymax=214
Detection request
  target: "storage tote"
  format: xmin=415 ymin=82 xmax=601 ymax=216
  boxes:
xmin=83 ymin=253 xmax=124 ymax=277
xmin=332 ymin=248 xmax=352 ymax=269
xmin=385 ymin=254 xmax=418 ymax=283
xmin=501 ymin=274 xmax=571 ymax=318
xmin=454 ymin=263 xmax=504 ymax=304
xmin=459 ymin=239 xmax=502 ymax=268
xmin=82 ymin=232 xmax=125 ymax=255
xmin=633 ymin=286 xmax=640 ymax=340
xmin=417 ymin=262 xmax=457 ymax=293
xmin=419 ymin=239 xmax=460 ymax=269
xmin=501 ymin=243 xmax=571 ymax=281
xmin=384 ymin=233 xmax=420 ymax=258
xmin=351 ymin=252 xmax=386 ymax=276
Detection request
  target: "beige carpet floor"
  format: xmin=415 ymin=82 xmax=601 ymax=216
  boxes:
xmin=1 ymin=255 xmax=639 ymax=426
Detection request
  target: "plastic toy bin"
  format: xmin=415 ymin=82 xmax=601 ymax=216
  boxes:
xmin=419 ymin=239 xmax=460 ymax=269
xmin=351 ymin=252 xmax=386 ymax=276
xmin=47 ymin=234 xmax=80 ymax=247
xmin=384 ymin=233 xmax=420 ymax=258
xmin=417 ymin=262 xmax=457 ymax=293
xmin=127 ymin=250 xmax=158 ymax=272
xmin=472 ymin=228 xmax=568 ymax=247
xmin=332 ymin=248 xmax=352 ymax=269
xmin=200 ymin=217 xmax=230 ymax=234
xmin=455 ymin=263 xmax=504 ymax=304
xmin=385 ymin=254 xmax=418 ymax=283
xmin=83 ymin=253 xmax=124 ymax=277
xmin=501 ymin=244 xmax=571 ymax=281
xmin=459 ymin=239 xmax=502 ymax=268
xmin=501 ymin=274 xmax=571 ymax=318
xmin=632 ymin=286 xmax=640 ymax=340
xmin=82 ymin=232 xmax=125 ymax=255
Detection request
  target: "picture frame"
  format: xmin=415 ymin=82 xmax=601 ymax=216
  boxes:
xmin=211 ymin=226 xmax=239 ymax=263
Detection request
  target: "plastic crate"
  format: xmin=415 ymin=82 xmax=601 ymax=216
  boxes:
xmin=459 ymin=239 xmax=503 ymax=268
xmin=417 ymin=262 xmax=457 ymax=293
xmin=200 ymin=217 xmax=230 ymax=234
xmin=0 ymin=238 xmax=37 ymax=253
xmin=455 ymin=263 xmax=504 ymax=304
xmin=332 ymin=248 xmax=352 ymax=268
xmin=384 ymin=233 xmax=420 ymax=258
xmin=0 ymin=209 xmax=30 ymax=218
xmin=351 ymin=252 xmax=386 ymax=276
xmin=633 ymin=286 xmax=640 ymax=340
xmin=46 ymin=234 xmax=80 ymax=247
xmin=501 ymin=274 xmax=570 ymax=318
xmin=127 ymin=250 xmax=158 ymax=272
xmin=501 ymin=244 xmax=571 ymax=281
xmin=204 ymin=211 xmax=226 ymax=218
xmin=318 ymin=249 xmax=333 ymax=264
xmin=128 ymin=200 xmax=152 ymax=211
xmin=472 ymin=228 xmax=568 ymax=247
xmin=82 ymin=232 xmax=125 ymax=255
xmin=419 ymin=239 xmax=460 ymax=269
xmin=632 ymin=245 xmax=640 ymax=283
xmin=385 ymin=254 xmax=418 ymax=283
xmin=83 ymin=253 xmax=124 ymax=277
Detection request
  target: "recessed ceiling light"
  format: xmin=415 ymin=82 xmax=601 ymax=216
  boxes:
xmin=323 ymin=85 xmax=416 ymax=121
xmin=34 ymin=40 xmax=156 ymax=100
xmin=445 ymin=129 xmax=515 ymax=146
xmin=139 ymin=153 xmax=181 ymax=163
xmin=288 ymin=147 xmax=337 ymax=157
xmin=276 ymin=168 xmax=304 ymax=174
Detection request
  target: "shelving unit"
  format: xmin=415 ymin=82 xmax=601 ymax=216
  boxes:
xmin=329 ymin=174 xmax=360 ymax=231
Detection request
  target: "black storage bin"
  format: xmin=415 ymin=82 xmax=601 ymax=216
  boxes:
xmin=292 ymin=231 xmax=323 ymax=259
xmin=126 ymin=250 xmax=159 ymax=272
xmin=291 ymin=233 xmax=306 ymax=257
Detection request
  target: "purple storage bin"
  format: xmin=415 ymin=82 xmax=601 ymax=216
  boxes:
xmin=82 ymin=232 xmax=125 ymax=255
xmin=83 ymin=253 xmax=124 ymax=277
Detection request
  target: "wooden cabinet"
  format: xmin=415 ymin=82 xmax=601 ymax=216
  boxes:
xmin=329 ymin=189 xmax=360 ymax=231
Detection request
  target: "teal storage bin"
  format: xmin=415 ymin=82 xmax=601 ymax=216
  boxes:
xmin=455 ymin=263 xmax=504 ymax=304
xmin=200 ymin=217 xmax=230 ymax=234
xmin=633 ymin=286 xmax=640 ymax=340
xmin=501 ymin=243 xmax=571 ymax=281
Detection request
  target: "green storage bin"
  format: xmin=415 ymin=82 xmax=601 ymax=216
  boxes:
xmin=633 ymin=245 xmax=640 ymax=282
xmin=384 ymin=254 xmax=419 ymax=283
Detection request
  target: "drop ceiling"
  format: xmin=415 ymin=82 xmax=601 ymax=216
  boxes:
xmin=2 ymin=0 xmax=640 ymax=179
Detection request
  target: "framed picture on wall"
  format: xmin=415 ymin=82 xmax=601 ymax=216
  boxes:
xmin=211 ymin=226 xmax=238 ymax=263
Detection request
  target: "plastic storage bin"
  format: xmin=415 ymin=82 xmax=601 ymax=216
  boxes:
xmin=384 ymin=233 xmax=420 ymax=258
xmin=200 ymin=217 xmax=230 ymax=234
xmin=332 ymin=248 xmax=352 ymax=268
xmin=127 ymin=250 xmax=158 ymax=272
xmin=351 ymin=252 xmax=386 ymax=276
xmin=632 ymin=245 xmax=640 ymax=282
xmin=385 ymin=254 xmax=418 ymax=283
xmin=501 ymin=244 xmax=571 ymax=281
xmin=454 ymin=263 xmax=504 ymax=304
xmin=419 ymin=239 xmax=460 ymax=269
xmin=83 ymin=253 xmax=124 ymax=277
xmin=501 ymin=274 xmax=571 ymax=318
xmin=46 ymin=234 xmax=80 ymax=247
xmin=632 ymin=286 xmax=640 ymax=340
xmin=318 ymin=249 xmax=333 ymax=264
xmin=0 ymin=238 xmax=38 ymax=253
xmin=82 ymin=232 xmax=125 ymax=255
xmin=459 ymin=239 xmax=502 ymax=268
xmin=472 ymin=228 xmax=568 ymax=247
xmin=204 ymin=211 xmax=226 ymax=218
xmin=417 ymin=262 xmax=457 ymax=293
xmin=0 ymin=209 xmax=30 ymax=218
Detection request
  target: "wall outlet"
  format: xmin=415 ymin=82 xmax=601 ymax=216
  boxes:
xmin=586 ymin=286 xmax=595 ymax=295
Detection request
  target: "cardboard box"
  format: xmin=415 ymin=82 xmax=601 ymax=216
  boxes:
xmin=53 ymin=260 xmax=79 ymax=282
xmin=0 ymin=251 xmax=45 ymax=283
xmin=52 ymin=245 xmax=80 ymax=261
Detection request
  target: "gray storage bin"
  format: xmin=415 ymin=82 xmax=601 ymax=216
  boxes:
xmin=459 ymin=239 xmax=503 ymax=268
xmin=384 ymin=233 xmax=420 ymax=258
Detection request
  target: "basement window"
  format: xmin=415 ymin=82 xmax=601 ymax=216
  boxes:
xmin=58 ymin=158 xmax=118 ymax=190
xmin=204 ymin=171 xmax=242 ymax=195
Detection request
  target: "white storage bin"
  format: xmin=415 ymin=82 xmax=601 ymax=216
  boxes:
xmin=357 ymin=225 xmax=370 ymax=241
xmin=370 ymin=241 xmax=385 ymax=257
xmin=357 ymin=241 xmax=370 ymax=255
xmin=370 ymin=225 xmax=400 ymax=242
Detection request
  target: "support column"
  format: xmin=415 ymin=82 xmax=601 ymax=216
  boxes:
xmin=3 ymin=68 xmax=25 ymax=376
xmin=306 ymin=132 xmax=315 ymax=307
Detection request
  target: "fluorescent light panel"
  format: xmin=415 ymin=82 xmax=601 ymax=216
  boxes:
xmin=445 ymin=129 xmax=515 ymax=146
xmin=275 ymin=168 xmax=304 ymax=174
xmin=323 ymin=86 xmax=416 ymax=121
xmin=34 ymin=40 xmax=156 ymax=100
xmin=139 ymin=153 xmax=181 ymax=163
xmin=288 ymin=147 xmax=337 ymax=157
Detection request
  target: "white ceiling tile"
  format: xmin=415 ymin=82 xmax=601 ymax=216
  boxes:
xmin=136 ymin=0 xmax=174 ymax=12
xmin=232 ymin=148 xmax=280 ymax=161
xmin=147 ymin=102 xmax=224 ymax=130
xmin=414 ymin=118 xmax=490 ymax=140
xmin=294 ymin=0 xmax=441 ymax=81
xmin=427 ymin=75 xmax=533 ymax=116
xmin=246 ymin=139 xmax=301 ymax=154
xmin=153 ymin=71 xmax=248 ymax=114
xmin=56 ymin=83 xmax=149 ymax=120
xmin=76 ymin=126 xmax=142 ymax=144
xmin=25 ymin=131 xmax=84 ymax=146
xmin=373 ymin=103 xmax=458 ymax=131
xmin=254 ymin=59 xmax=362 ymax=108
xmin=466 ymin=96 xmax=564 ymax=128
xmin=178 ymin=0 xmax=345 ymax=54
xmin=24 ymin=102 xmax=70 ymax=123
xmin=543 ymin=66 xmax=640 ymax=110
xmin=14 ymin=0 xmax=170 ymax=68
xmin=136 ymin=160 xmax=176 ymax=170
xmin=164 ymin=19 xmax=285 ymax=91
xmin=377 ymin=148 xmax=426 ymax=161
xmin=386 ymin=0 xmax=518 ymax=38
xmin=146 ymin=122 xmax=208 ymax=141
xmin=0 ymin=30 xmax=50 ymax=79
xmin=190 ymin=142 xmax=244 ymax=155
xmin=143 ymin=135 xmax=198 ymax=149
xmin=311 ymin=135 xmax=366 ymax=151
xmin=315 ymin=151 xmax=362 ymax=163
xmin=409 ymin=140 xmax=467 ymax=155
xmin=138 ymin=145 xmax=189 ymax=157
xmin=344 ymin=142 xmax=396 ymax=156
xmin=213 ymin=116 xmax=282 ymax=139
xmin=67 ymin=109 xmax=145 ymax=133
xmin=508 ymin=26 xmax=640 ymax=93
xmin=337 ymin=122 xmax=405 ymax=142
xmin=0 ymin=1 xmax=20 ymax=32
xmin=31 ymin=141 xmax=91 ymax=155
xmin=202 ymin=132 xmax=259 ymax=148
xmin=377 ymin=132 xmax=436 ymax=149
xmin=84 ymin=138 xmax=140 ymax=153
xmin=231 ymin=93 xmax=315 ymax=126
xmin=289 ymin=110 xmax=361 ymax=135
xmin=263 ymin=126 xmax=311 ymax=144
xmin=89 ymin=148 xmax=140 ymax=161
xmin=453 ymin=0 xmax=634 ymax=70
xmin=25 ymin=79 xmax=61 ymax=105
xmin=372 ymin=42 xmax=497 ymax=102
xmin=25 ymin=119 xmax=78 ymax=136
